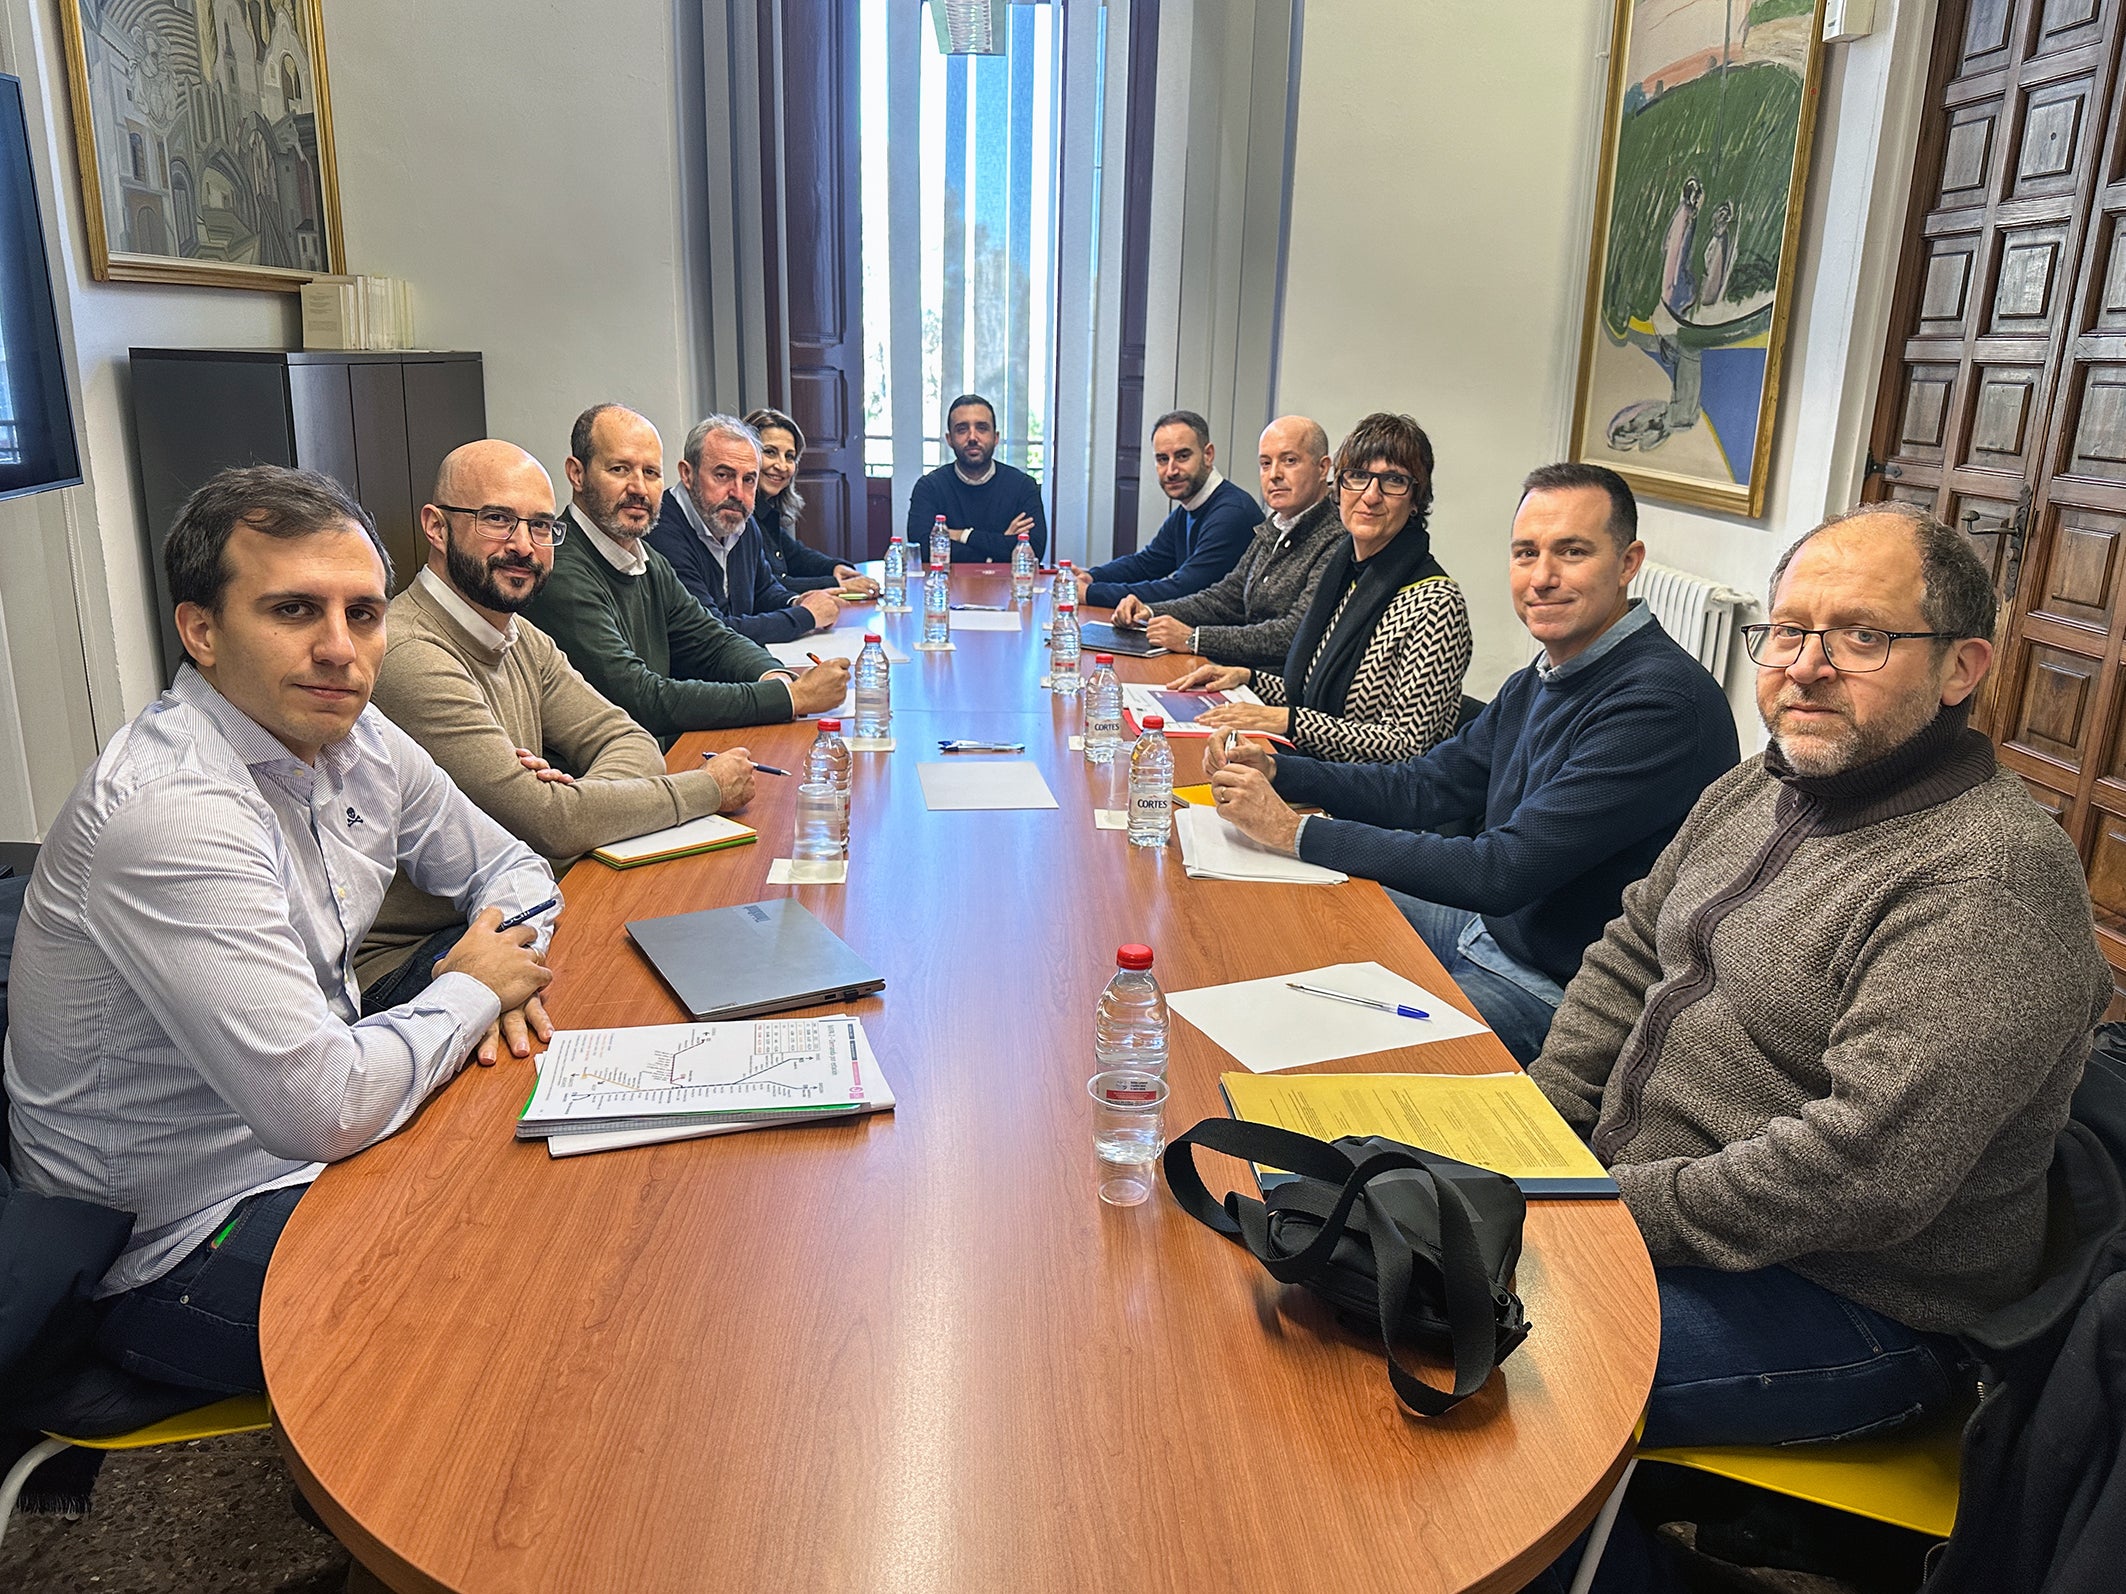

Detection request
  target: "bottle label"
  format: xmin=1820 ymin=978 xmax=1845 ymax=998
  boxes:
xmin=1131 ymin=790 xmax=1170 ymax=823
xmin=1087 ymin=712 xmax=1120 ymax=738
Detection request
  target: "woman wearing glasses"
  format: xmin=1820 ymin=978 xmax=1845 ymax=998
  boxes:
xmin=743 ymin=407 xmax=881 ymax=598
xmin=1171 ymin=412 xmax=1470 ymax=762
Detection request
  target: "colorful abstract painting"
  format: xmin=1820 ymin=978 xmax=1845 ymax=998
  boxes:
xmin=1571 ymin=0 xmax=1826 ymax=517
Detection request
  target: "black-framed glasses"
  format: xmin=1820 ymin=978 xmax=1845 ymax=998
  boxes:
xmin=1337 ymin=468 xmax=1415 ymax=498
xmin=1740 ymin=623 xmax=1959 ymax=672
xmin=437 ymin=504 xmax=566 ymax=546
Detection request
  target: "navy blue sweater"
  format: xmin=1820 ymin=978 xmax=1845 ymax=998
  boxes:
xmin=1085 ymin=477 xmax=1259 ymax=608
xmin=1276 ymin=615 xmax=1739 ymax=986
xmin=905 ymin=462 xmax=1049 ymax=563
xmin=645 ymin=493 xmax=817 ymax=645
xmin=756 ymin=498 xmax=843 ymax=592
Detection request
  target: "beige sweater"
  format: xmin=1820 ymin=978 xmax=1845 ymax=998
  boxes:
xmin=356 ymin=576 xmax=726 ymax=985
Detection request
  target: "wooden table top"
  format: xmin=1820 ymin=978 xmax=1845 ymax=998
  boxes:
xmin=261 ymin=568 xmax=1657 ymax=1594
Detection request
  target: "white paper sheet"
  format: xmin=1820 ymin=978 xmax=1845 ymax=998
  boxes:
xmin=767 ymin=858 xmax=847 ymax=884
xmin=1174 ymin=806 xmax=1347 ymax=885
xmin=916 ymin=760 xmax=1060 ymax=811
xmin=763 ymin=630 xmax=909 ymax=668
xmin=948 ymin=609 xmax=1023 ymax=632
xmin=1167 ymin=961 xmax=1490 ymax=1072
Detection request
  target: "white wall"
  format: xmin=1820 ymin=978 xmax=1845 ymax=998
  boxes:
xmin=321 ymin=1 xmax=704 ymax=497
xmin=1278 ymin=0 xmax=1938 ymax=750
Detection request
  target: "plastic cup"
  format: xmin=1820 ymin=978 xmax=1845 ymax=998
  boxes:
xmin=1088 ymin=1069 xmax=1169 ymax=1206
xmin=793 ymin=781 xmax=840 ymax=861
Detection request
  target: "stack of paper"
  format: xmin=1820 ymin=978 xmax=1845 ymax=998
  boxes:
xmin=1174 ymin=806 xmax=1346 ymax=884
xmin=591 ymin=813 xmax=756 ymax=868
xmin=521 ymin=1014 xmax=892 ymax=1142
xmin=1121 ymin=683 xmax=1262 ymax=735
xmin=1167 ymin=961 xmax=1490 ymax=1072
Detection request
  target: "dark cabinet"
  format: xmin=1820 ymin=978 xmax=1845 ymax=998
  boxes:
xmin=130 ymin=348 xmax=486 ymax=680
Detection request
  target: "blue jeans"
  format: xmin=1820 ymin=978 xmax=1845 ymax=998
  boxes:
xmin=1386 ymin=892 xmax=1564 ymax=1064
xmin=95 ymin=1181 xmax=310 ymax=1395
xmin=1520 ymin=1264 xmax=1968 ymax=1592
xmin=359 ymin=923 xmax=463 ymax=1017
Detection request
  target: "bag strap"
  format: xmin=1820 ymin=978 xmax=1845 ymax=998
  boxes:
xmin=1165 ymin=1118 xmax=1508 ymax=1415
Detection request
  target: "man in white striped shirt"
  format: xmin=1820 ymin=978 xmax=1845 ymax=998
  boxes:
xmin=4 ymin=466 xmax=557 ymax=1395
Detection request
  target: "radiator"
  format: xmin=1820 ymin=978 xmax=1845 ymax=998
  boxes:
xmin=1629 ymin=561 xmax=1753 ymax=684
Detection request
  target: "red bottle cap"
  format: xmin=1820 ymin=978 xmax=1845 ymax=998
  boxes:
xmin=1094 ymin=654 xmax=1114 ymax=665
xmin=863 ymin=632 xmax=881 ymax=643
xmin=1116 ymin=944 xmax=1154 ymax=970
xmin=819 ymin=719 xmax=842 ymax=732
xmin=1142 ymin=715 xmax=1164 ymax=730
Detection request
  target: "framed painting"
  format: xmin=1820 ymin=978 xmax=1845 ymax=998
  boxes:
xmin=1570 ymin=0 xmax=1827 ymax=518
xmin=57 ymin=0 xmax=343 ymax=291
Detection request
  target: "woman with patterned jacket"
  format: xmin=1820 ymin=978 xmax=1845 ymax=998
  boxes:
xmin=1172 ymin=411 xmax=1470 ymax=763
xmin=742 ymin=407 xmax=880 ymax=598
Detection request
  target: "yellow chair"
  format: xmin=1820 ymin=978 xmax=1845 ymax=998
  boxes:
xmin=1569 ymin=1407 xmax=1965 ymax=1593
xmin=0 ymin=1394 xmax=271 ymax=1550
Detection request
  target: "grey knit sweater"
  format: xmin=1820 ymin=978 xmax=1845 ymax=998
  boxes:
xmin=1145 ymin=494 xmax=1344 ymax=668
xmin=1531 ymin=715 xmax=2111 ymax=1333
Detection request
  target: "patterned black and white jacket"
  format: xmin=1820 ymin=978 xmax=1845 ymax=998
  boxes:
xmin=1253 ymin=573 xmax=1471 ymax=763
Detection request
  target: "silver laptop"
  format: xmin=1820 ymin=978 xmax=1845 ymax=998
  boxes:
xmin=626 ymin=899 xmax=885 ymax=1019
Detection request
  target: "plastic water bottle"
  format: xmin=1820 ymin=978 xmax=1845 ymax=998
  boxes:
xmin=853 ymin=633 xmax=891 ymax=739
xmin=1128 ymin=715 xmax=1173 ymax=848
xmin=921 ymin=562 xmax=950 ymax=648
xmin=805 ymin=719 xmax=853 ymax=855
xmin=1094 ymin=944 xmax=1170 ymax=1080
xmin=1011 ymin=530 xmax=1037 ymax=601
xmin=882 ymin=531 xmax=909 ymax=612
xmin=1084 ymin=654 xmax=1123 ymax=762
xmin=929 ymin=514 xmax=951 ymax=571
xmin=1045 ymin=560 xmax=1074 ymax=640
xmin=1050 ymin=598 xmax=1081 ymax=696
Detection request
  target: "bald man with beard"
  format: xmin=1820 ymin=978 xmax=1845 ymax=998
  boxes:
xmin=357 ymin=440 xmax=758 ymax=1015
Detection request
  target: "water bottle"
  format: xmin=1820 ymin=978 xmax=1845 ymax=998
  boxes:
xmin=1045 ymin=560 xmax=1074 ymax=639
xmin=929 ymin=514 xmax=951 ymax=571
xmin=1050 ymin=598 xmax=1082 ymax=696
xmin=882 ymin=531 xmax=909 ymax=612
xmin=1011 ymin=530 xmax=1037 ymax=601
xmin=1084 ymin=654 xmax=1123 ymax=762
xmin=1094 ymin=944 xmax=1170 ymax=1079
xmin=921 ymin=562 xmax=950 ymax=648
xmin=1128 ymin=715 xmax=1173 ymax=848
xmin=805 ymin=718 xmax=853 ymax=855
xmin=853 ymin=633 xmax=891 ymax=739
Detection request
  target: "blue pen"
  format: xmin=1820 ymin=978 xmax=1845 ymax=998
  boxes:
xmin=498 ymin=896 xmax=559 ymax=932
xmin=1284 ymin=981 xmax=1429 ymax=1021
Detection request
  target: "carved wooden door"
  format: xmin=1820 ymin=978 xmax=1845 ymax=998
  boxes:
xmin=1871 ymin=0 xmax=2126 ymax=995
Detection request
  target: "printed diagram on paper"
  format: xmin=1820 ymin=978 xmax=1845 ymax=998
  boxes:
xmin=532 ymin=1018 xmax=868 ymax=1122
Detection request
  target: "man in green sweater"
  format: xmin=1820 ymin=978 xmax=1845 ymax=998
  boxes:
xmin=1529 ymin=503 xmax=2110 ymax=1480
xmin=524 ymin=404 xmax=848 ymax=742
xmin=359 ymin=440 xmax=760 ymax=1015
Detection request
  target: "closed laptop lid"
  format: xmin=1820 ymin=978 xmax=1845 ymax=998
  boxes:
xmin=1078 ymin=621 xmax=1168 ymax=657
xmin=625 ymin=899 xmax=885 ymax=1019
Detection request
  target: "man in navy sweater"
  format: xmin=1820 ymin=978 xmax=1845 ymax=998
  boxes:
xmin=904 ymin=393 xmax=1049 ymax=562
xmin=1078 ymin=410 xmax=1260 ymax=609
xmin=647 ymin=414 xmax=840 ymax=645
xmin=1206 ymin=463 xmax=1738 ymax=1061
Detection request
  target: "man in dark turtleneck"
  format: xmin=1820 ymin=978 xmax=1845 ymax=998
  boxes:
xmin=1529 ymin=502 xmax=2110 ymax=1482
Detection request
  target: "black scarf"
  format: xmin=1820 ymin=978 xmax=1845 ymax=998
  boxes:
xmin=1277 ymin=513 xmax=1447 ymax=715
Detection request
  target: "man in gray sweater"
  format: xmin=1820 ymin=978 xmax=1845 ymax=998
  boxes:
xmin=1108 ymin=415 xmax=1342 ymax=669
xmin=1531 ymin=503 xmax=2110 ymax=1469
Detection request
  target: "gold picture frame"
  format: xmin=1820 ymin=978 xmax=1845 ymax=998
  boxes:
xmin=1569 ymin=0 xmax=1828 ymax=518
xmin=57 ymin=0 xmax=344 ymax=292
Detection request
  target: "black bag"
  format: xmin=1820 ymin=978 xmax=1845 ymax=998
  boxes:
xmin=1164 ymin=1118 xmax=1532 ymax=1415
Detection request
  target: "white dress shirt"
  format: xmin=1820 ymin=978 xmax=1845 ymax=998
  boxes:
xmin=3 ymin=666 xmax=558 ymax=1294
xmin=1181 ymin=469 xmax=1226 ymax=514
xmin=572 ymin=504 xmax=649 ymax=576
xmin=416 ymin=565 xmax=515 ymax=655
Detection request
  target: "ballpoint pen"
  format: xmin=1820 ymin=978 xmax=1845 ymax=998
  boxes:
xmin=701 ymin=753 xmax=790 ymax=775
xmin=497 ymin=896 xmax=560 ymax=932
xmin=1283 ymin=981 xmax=1429 ymax=1021
xmin=938 ymin=740 xmax=1025 ymax=753
xmin=950 ymin=603 xmax=1013 ymax=611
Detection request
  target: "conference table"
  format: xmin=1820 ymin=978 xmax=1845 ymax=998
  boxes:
xmin=260 ymin=567 xmax=1659 ymax=1593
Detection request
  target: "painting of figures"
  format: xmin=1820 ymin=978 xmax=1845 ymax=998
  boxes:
xmin=59 ymin=0 xmax=342 ymax=290
xmin=1570 ymin=0 xmax=1826 ymax=517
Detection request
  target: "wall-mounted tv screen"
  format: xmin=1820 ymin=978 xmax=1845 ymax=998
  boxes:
xmin=0 ymin=72 xmax=81 ymax=503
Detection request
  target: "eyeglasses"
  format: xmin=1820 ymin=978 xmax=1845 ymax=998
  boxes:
xmin=1337 ymin=469 xmax=1416 ymax=498
xmin=1740 ymin=623 xmax=1959 ymax=672
xmin=437 ymin=504 xmax=566 ymax=546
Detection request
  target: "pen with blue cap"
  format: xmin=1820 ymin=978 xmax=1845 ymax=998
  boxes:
xmin=1284 ymin=980 xmax=1429 ymax=1021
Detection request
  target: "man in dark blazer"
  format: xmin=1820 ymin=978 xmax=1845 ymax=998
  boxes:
xmin=646 ymin=415 xmax=841 ymax=645
xmin=1078 ymin=410 xmax=1260 ymax=609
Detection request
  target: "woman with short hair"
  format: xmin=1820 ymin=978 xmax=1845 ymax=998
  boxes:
xmin=1175 ymin=411 xmax=1469 ymax=762
xmin=742 ymin=407 xmax=879 ymax=597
